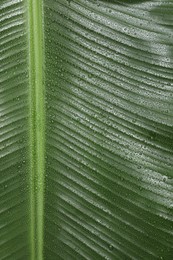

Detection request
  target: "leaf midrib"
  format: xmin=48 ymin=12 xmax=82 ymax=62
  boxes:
xmin=28 ymin=0 xmax=45 ymax=259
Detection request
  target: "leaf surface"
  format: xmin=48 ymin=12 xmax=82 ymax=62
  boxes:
xmin=0 ymin=0 xmax=173 ymax=259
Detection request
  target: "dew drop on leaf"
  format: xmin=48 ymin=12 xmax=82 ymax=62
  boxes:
xmin=108 ymin=244 xmax=114 ymax=251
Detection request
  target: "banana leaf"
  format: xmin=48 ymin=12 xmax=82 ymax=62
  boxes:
xmin=0 ymin=0 xmax=173 ymax=259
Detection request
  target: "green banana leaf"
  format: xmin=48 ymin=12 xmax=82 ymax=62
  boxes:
xmin=0 ymin=0 xmax=173 ymax=259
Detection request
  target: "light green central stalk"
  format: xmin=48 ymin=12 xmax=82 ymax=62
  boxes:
xmin=28 ymin=0 xmax=45 ymax=259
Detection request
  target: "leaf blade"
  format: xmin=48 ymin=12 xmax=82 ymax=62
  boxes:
xmin=44 ymin=0 xmax=173 ymax=259
xmin=0 ymin=0 xmax=29 ymax=258
xmin=0 ymin=0 xmax=173 ymax=259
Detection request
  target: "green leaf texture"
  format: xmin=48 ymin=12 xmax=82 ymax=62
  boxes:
xmin=0 ymin=0 xmax=173 ymax=259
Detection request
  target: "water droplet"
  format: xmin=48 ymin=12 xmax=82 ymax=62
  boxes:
xmin=132 ymin=118 xmax=136 ymax=123
xmin=67 ymin=0 xmax=72 ymax=4
xmin=108 ymin=244 xmax=114 ymax=251
xmin=149 ymin=131 xmax=157 ymax=140
xmin=163 ymin=176 xmax=167 ymax=182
